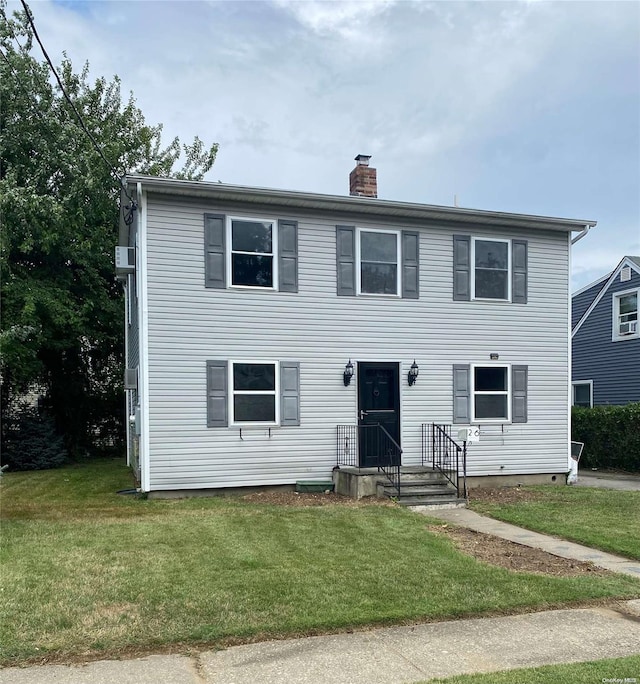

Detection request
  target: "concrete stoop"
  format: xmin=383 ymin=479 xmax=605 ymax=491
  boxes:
xmin=333 ymin=466 xmax=467 ymax=508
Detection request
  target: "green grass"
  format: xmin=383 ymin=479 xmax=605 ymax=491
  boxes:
xmin=1 ymin=460 xmax=640 ymax=666
xmin=469 ymin=486 xmax=640 ymax=560
xmin=426 ymin=654 xmax=640 ymax=683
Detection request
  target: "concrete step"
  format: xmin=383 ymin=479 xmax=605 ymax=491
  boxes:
xmin=384 ymin=485 xmax=455 ymax=497
xmin=393 ymin=495 xmax=467 ymax=508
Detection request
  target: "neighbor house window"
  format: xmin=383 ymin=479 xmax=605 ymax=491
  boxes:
xmin=472 ymin=238 xmax=510 ymax=300
xmin=572 ymin=381 xmax=593 ymax=408
xmin=613 ymin=289 xmax=638 ymax=340
xmin=231 ymin=362 xmax=278 ymax=424
xmin=357 ymin=229 xmax=400 ymax=295
xmin=229 ymin=218 xmax=276 ymax=288
xmin=472 ymin=365 xmax=510 ymax=421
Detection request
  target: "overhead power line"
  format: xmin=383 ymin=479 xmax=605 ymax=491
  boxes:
xmin=18 ymin=0 xmax=137 ymax=214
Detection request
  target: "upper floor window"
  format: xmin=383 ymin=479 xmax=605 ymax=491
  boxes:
xmin=453 ymin=236 xmax=527 ymax=304
xmin=613 ymin=289 xmax=638 ymax=341
xmin=204 ymin=214 xmax=298 ymax=292
xmin=230 ymin=219 xmax=276 ymax=289
xmin=357 ymin=229 xmax=400 ymax=295
xmin=472 ymin=238 xmax=510 ymax=300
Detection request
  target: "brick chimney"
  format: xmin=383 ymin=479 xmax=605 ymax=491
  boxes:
xmin=349 ymin=154 xmax=377 ymax=198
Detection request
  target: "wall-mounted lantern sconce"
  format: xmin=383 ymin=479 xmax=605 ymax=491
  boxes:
xmin=343 ymin=359 xmax=354 ymax=386
xmin=490 ymin=353 xmax=499 ymax=360
xmin=408 ymin=360 xmax=419 ymax=386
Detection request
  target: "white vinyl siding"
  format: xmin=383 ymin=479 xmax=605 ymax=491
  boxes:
xmin=143 ymin=195 xmax=570 ymax=490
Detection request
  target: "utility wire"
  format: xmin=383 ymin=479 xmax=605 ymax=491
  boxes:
xmin=19 ymin=0 xmax=137 ymax=214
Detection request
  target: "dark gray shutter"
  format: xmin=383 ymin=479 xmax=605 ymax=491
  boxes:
xmin=278 ymin=220 xmax=298 ymax=292
xmin=336 ymin=226 xmax=356 ymax=296
xmin=512 ymin=365 xmax=528 ymax=423
xmin=280 ymin=362 xmax=300 ymax=426
xmin=206 ymin=360 xmax=227 ymax=427
xmin=512 ymin=240 xmax=528 ymax=304
xmin=204 ymin=214 xmax=226 ymax=288
xmin=402 ymin=231 xmax=419 ymax=299
xmin=453 ymin=235 xmax=471 ymax=301
xmin=453 ymin=364 xmax=471 ymax=423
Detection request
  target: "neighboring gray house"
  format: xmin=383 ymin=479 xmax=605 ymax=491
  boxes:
xmin=572 ymin=256 xmax=640 ymax=407
xmin=116 ymin=157 xmax=596 ymax=495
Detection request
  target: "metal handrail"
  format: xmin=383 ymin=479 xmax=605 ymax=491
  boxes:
xmin=422 ymin=423 xmax=468 ymax=499
xmin=336 ymin=423 xmax=402 ymax=498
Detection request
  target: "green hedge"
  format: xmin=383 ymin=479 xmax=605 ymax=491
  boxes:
xmin=572 ymin=402 xmax=640 ymax=472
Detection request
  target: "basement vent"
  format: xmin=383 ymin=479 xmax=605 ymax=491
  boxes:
xmin=621 ymin=266 xmax=631 ymax=282
xmin=124 ymin=368 xmax=138 ymax=390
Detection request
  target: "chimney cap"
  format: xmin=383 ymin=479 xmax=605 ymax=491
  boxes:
xmin=354 ymin=154 xmax=372 ymax=166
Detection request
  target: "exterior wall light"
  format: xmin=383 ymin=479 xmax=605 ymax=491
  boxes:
xmin=343 ymin=359 xmax=354 ymax=386
xmin=408 ymin=360 xmax=419 ymax=386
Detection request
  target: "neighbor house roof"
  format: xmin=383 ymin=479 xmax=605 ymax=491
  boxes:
xmin=572 ymin=256 xmax=640 ymax=335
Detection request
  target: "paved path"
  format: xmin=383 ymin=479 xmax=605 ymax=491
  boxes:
xmin=2 ymin=601 xmax=640 ymax=683
xmin=419 ymin=507 xmax=640 ymax=579
xmin=576 ymin=471 xmax=640 ymax=491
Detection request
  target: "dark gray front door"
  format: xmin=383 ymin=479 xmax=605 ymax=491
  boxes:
xmin=357 ymin=362 xmax=400 ymax=467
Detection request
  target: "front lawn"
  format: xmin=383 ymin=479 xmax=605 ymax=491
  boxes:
xmin=469 ymin=486 xmax=640 ymax=560
xmin=427 ymin=654 xmax=640 ymax=683
xmin=2 ymin=460 xmax=639 ymax=665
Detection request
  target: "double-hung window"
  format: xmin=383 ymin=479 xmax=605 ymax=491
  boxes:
xmin=357 ymin=228 xmax=401 ymax=295
xmin=613 ymin=289 xmax=639 ymax=340
xmin=231 ymin=362 xmax=278 ymax=424
xmin=472 ymin=365 xmax=510 ymax=422
xmin=472 ymin=238 xmax=510 ymax=300
xmin=230 ymin=219 xmax=276 ymax=289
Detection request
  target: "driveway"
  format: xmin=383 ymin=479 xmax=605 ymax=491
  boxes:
xmin=575 ymin=470 xmax=640 ymax=491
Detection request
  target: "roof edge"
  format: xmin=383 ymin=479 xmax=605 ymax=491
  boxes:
xmin=126 ymin=174 xmax=597 ymax=232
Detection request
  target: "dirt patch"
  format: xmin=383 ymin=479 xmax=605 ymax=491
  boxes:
xmin=428 ymin=524 xmax=609 ymax=577
xmin=241 ymin=491 xmax=394 ymax=507
xmin=467 ymin=486 xmax=546 ymax=505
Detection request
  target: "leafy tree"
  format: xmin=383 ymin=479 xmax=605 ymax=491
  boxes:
xmin=0 ymin=3 xmax=218 ymax=458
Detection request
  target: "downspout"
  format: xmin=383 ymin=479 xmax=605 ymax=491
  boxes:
xmin=571 ymin=224 xmax=592 ymax=245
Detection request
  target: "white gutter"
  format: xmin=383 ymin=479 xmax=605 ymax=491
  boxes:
xmin=571 ymin=225 xmax=593 ymax=245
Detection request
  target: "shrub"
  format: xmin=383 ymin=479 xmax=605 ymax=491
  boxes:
xmin=572 ymin=403 xmax=640 ymax=472
xmin=1 ymin=404 xmax=67 ymax=472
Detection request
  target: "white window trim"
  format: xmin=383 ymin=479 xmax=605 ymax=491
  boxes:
xmin=471 ymin=363 xmax=511 ymax=423
xmin=355 ymin=227 xmax=402 ymax=297
xmin=572 ymin=380 xmax=593 ymax=408
xmin=226 ymin=216 xmax=278 ymax=290
xmin=471 ymin=237 xmax=511 ymax=302
xmin=612 ymin=287 xmax=639 ymax=341
xmin=229 ymin=360 xmax=280 ymax=426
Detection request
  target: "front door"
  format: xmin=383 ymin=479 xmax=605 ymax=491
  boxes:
xmin=357 ymin=362 xmax=400 ymax=467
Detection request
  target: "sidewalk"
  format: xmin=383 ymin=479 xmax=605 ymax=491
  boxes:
xmin=420 ymin=508 xmax=640 ymax=579
xmin=3 ymin=601 xmax=640 ymax=683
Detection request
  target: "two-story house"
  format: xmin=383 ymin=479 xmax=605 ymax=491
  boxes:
xmin=572 ymin=256 xmax=640 ymax=406
xmin=117 ymin=156 xmax=596 ymax=497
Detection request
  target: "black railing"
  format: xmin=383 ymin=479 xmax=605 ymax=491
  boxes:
xmin=422 ymin=423 xmax=467 ymax=499
xmin=336 ymin=424 xmax=402 ymax=497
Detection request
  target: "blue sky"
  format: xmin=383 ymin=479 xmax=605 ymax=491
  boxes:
xmin=12 ymin=0 xmax=640 ymax=290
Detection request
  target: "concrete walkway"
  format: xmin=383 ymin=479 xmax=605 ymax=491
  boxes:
xmin=419 ymin=507 xmax=640 ymax=579
xmin=3 ymin=601 xmax=640 ymax=683
xmin=575 ymin=470 xmax=640 ymax=491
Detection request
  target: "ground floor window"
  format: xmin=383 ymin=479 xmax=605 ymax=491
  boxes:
xmin=472 ymin=365 xmax=509 ymax=421
xmin=231 ymin=362 xmax=278 ymax=424
xmin=572 ymin=381 xmax=593 ymax=408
